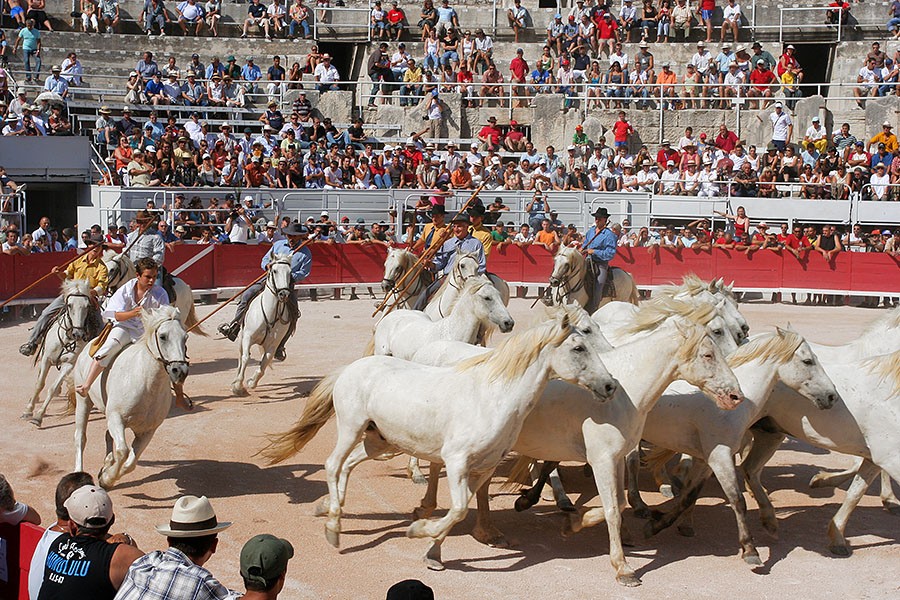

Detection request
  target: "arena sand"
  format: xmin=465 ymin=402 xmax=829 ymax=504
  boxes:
xmin=1 ymin=296 xmax=898 ymax=599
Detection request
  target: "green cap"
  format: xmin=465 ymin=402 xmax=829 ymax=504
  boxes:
xmin=226 ymin=55 xmax=236 ymax=62
xmin=239 ymin=534 xmax=294 ymax=586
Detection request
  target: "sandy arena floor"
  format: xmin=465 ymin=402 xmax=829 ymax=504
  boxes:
xmin=1 ymin=294 xmax=898 ymax=599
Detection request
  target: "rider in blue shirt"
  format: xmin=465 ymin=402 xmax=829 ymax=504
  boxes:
xmin=218 ymin=222 xmax=312 ymax=361
xmin=412 ymin=212 xmax=485 ymax=310
xmin=582 ymin=206 xmax=618 ymax=312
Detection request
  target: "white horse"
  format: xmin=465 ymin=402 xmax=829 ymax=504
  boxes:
xmin=73 ymin=305 xmax=189 ymax=489
xmin=380 ymin=247 xmax=432 ymax=309
xmin=232 ymin=254 xmax=295 ymax=396
xmin=372 ymin=276 xmax=514 ymax=361
xmin=22 ymin=280 xmax=95 ymax=427
xmin=261 ymin=305 xmax=619 ymax=570
xmin=740 ymin=349 xmax=900 ymax=555
xmin=637 ymin=330 xmax=839 ymax=565
xmin=103 ymin=250 xmax=203 ymax=333
xmin=413 ymin=316 xmax=743 ymax=586
xmin=545 ymin=246 xmax=639 ymax=307
xmin=424 ymin=252 xmax=510 ymax=321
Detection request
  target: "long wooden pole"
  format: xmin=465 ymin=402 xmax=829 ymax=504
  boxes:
xmin=372 ymin=184 xmax=486 ymax=318
xmin=0 ymin=241 xmax=104 ymax=310
xmin=186 ymin=234 xmax=318 ymax=334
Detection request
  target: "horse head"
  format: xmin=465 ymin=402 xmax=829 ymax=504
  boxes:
xmin=104 ymin=251 xmax=134 ymax=292
xmin=141 ymin=305 xmax=189 ymax=385
xmin=546 ymin=305 xmax=617 ymax=402
xmin=669 ymin=318 xmax=744 ymax=410
xmin=549 ymin=247 xmax=581 ymax=287
xmin=268 ymin=254 xmax=294 ymax=302
xmin=382 ymin=247 xmax=411 ymax=292
xmin=459 ymin=276 xmax=515 ymax=333
xmin=60 ymin=279 xmax=93 ymax=342
xmin=451 ymin=251 xmax=481 ymax=282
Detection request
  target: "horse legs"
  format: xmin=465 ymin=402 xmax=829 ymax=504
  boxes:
xmin=705 ymin=446 xmax=761 ymax=565
xmin=73 ymin=391 xmax=94 ymax=472
xmin=879 ymin=470 xmax=900 ymax=514
xmin=323 ymin=419 xmax=368 ymax=548
xmin=644 ymin=458 xmax=711 ymax=538
xmin=120 ymin=429 xmax=158 ymax=477
xmin=23 ymin=358 xmax=52 ymax=422
xmin=412 ymin=462 xmax=443 ymax=521
xmin=515 ymin=460 xmax=560 ymax=512
xmin=98 ymin=414 xmax=130 ymax=489
xmin=248 ymin=347 xmax=275 ymax=390
xmin=407 ymin=456 xmax=428 ymax=485
xmin=810 ymin=459 xmax=900 ymax=515
xmin=827 ymin=458 xmax=881 ymax=556
xmin=740 ymin=429 xmax=786 ymax=537
xmin=471 ymin=478 xmax=509 ymax=548
xmin=625 ymin=448 xmax=651 ymax=518
xmin=231 ymin=336 xmax=252 ymax=396
xmin=31 ymin=362 xmax=74 ymax=427
xmin=546 ymin=467 xmax=575 ymax=511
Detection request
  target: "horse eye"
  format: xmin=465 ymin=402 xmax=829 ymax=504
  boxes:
xmin=573 ymin=345 xmax=585 ymax=353
xmin=802 ymin=358 xmax=814 ymax=366
xmin=583 ymin=327 xmax=593 ymax=335
xmin=703 ymin=353 xmax=714 ymax=360
xmin=712 ymin=329 xmax=723 ymax=336
xmin=159 ymin=334 xmax=167 ymax=341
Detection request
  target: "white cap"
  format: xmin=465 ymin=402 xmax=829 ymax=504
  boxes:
xmin=320 ymin=210 xmax=329 ymax=216
xmin=244 ymin=195 xmax=254 ymax=202
xmin=666 ymin=160 xmax=675 ymax=166
xmin=774 ymin=101 xmax=783 ymax=108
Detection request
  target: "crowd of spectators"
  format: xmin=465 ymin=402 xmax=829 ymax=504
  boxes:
xmin=0 ymin=470 xmax=438 ymax=600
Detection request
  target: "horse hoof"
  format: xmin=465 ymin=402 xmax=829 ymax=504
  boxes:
xmin=324 ymin=525 xmax=340 ymax=548
xmin=312 ymin=496 xmax=330 ymax=517
xmin=472 ymin=527 xmax=509 ymax=548
xmin=829 ymin=544 xmax=851 ymax=557
xmin=407 ymin=519 xmax=429 ymax=539
xmin=659 ymin=483 xmax=675 ymax=498
xmin=231 ymin=385 xmax=248 ymax=397
xmin=808 ymin=473 xmax=830 ymax=488
xmin=424 ymin=557 xmax=445 ymax=571
xmin=411 ymin=474 xmax=428 ymax=485
xmin=27 ymin=417 xmax=42 ymax=427
xmin=743 ymin=552 xmax=762 ymax=566
xmin=20 ymin=412 xmax=32 ymax=420
xmin=616 ymin=573 xmax=642 ymax=587
xmin=676 ymin=523 xmax=695 ymax=537
xmin=762 ymin=519 xmax=779 ymax=539
xmin=561 ymin=512 xmax=583 ymax=537
xmin=514 ymin=494 xmax=536 ymax=512
xmin=412 ymin=506 xmax=434 ymax=521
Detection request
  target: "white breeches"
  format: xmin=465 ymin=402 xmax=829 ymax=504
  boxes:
xmin=94 ymin=327 xmax=135 ymax=367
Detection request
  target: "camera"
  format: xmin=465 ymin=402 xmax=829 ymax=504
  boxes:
xmin=229 ymin=210 xmax=239 ymax=220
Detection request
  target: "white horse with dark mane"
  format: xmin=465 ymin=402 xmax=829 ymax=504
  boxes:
xmin=380 ymin=247 xmax=432 ymax=309
xmin=22 ymin=279 xmax=95 ymax=427
xmin=545 ymin=246 xmax=639 ymax=307
xmin=103 ymin=250 xmax=203 ymax=333
xmin=232 ymin=254 xmax=295 ymax=396
xmin=73 ymin=305 xmax=189 ymax=488
xmin=261 ymin=305 xmax=618 ymax=570
xmin=424 ymin=252 xmax=510 ymax=320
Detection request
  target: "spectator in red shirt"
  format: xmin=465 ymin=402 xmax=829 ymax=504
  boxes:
xmin=714 ymin=123 xmax=739 ymax=153
xmin=509 ymin=47 xmax=529 ymax=108
xmin=386 ymin=2 xmax=406 ymax=41
xmin=655 ymin=139 xmax=679 ymax=167
xmin=751 ymin=221 xmax=769 ymax=244
xmin=456 ymin=63 xmax=475 ymax=107
xmin=402 ymin=141 xmax=423 ymax=170
xmin=597 ymin=13 xmax=618 ymax=57
xmin=747 ymin=59 xmax=777 ymax=109
xmin=698 ymin=0 xmax=716 ymax=42
xmin=477 ymin=115 xmax=503 ymax=151
xmin=611 ymin=111 xmax=633 ymax=148
xmin=504 ymin=119 xmax=527 ymax=152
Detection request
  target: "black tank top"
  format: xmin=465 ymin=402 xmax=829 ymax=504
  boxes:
xmin=38 ymin=534 xmax=119 ymax=600
xmin=819 ymin=234 xmax=836 ymax=251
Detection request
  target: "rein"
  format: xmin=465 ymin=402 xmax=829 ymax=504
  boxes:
xmin=548 ymin=257 xmax=586 ymax=305
xmin=152 ymin=321 xmax=189 ymax=370
xmin=259 ymin=263 xmax=293 ymax=346
xmin=48 ymin=292 xmax=93 ymax=366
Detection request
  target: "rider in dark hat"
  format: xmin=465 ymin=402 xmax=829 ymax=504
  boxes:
xmin=217 ymin=222 xmax=312 ymax=361
xmin=582 ymin=207 xmax=617 ymax=312
xmin=412 ymin=208 xmax=485 ymax=310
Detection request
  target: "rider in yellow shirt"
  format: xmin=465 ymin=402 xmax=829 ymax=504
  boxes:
xmin=412 ymin=204 xmax=449 ymax=252
xmin=467 ymin=204 xmax=494 ymax=257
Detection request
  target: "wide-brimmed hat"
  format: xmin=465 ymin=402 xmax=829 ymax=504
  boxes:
xmin=155 ymin=495 xmax=232 ymax=538
xmin=283 ymin=222 xmax=309 ymax=236
xmin=592 ymin=207 xmax=610 ymax=219
xmin=431 ymin=204 xmax=447 ymax=215
xmin=450 ymin=212 xmax=471 ymax=225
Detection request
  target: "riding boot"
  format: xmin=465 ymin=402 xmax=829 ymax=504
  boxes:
xmin=217 ymin=321 xmax=240 ymax=341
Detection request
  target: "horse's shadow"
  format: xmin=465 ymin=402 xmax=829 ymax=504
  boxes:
xmin=187 ymin=356 xmax=238 ymax=376
xmin=117 ymin=459 xmax=325 ymax=506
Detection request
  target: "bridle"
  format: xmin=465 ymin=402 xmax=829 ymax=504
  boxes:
xmin=383 ymin=252 xmax=430 ymax=305
xmin=547 ymin=252 xmax=586 ymax=305
xmin=49 ymin=292 xmax=92 ymax=365
xmin=151 ymin=319 xmax=189 ymax=371
xmin=259 ymin=261 xmax=293 ymax=345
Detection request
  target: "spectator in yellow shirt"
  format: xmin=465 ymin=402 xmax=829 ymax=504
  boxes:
xmin=400 ymin=59 xmax=423 ymax=107
xmin=869 ymin=121 xmax=898 ymax=154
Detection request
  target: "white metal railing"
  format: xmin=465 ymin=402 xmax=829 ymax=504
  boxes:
xmin=779 ymin=6 xmax=842 ymax=43
xmin=0 ymin=186 xmax=27 ymax=230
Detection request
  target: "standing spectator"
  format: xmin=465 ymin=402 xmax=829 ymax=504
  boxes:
xmin=721 ymin=0 xmax=741 ymax=42
xmin=826 ymin=0 xmax=849 ymax=26
xmin=13 ymin=19 xmax=41 ymax=83
xmin=509 ymin=47 xmax=528 ymax=107
xmin=698 ymin=0 xmax=715 ymax=42
xmin=769 ymin=102 xmax=792 ymax=151
xmin=507 ymin=0 xmax=527 ymax=43
xmin=37 ymin=485 xmax=143 ymax=599
xmin=116 ymin=495 xmax=234 ymax=600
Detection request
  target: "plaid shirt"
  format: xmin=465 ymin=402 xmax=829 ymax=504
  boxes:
xmin=114 ymin=548 xmax=238 ymax=600
xmin=127 ymin=229 xmax=165 ymax=265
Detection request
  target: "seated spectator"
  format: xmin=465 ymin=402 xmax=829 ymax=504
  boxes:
xmin=513 ymin=222 xmax=533 ymax=244
xmin=26 ymin=0 xmax=53 ymax=31
xmin=177 ymin=0 xmax=205 ymax=35
xmin=0 ymin=473 xmax=41 ymax=525
xmin=314 ymin=53 xmax=341 ymax=93
xmin=117 ymin=495 xmax=234 ymax=599
xmin=534 ymin=218 xmax=560 ymax=251
xmin=81 ymin=0 xmax=99 ymax=32
xmin=386 ymin=1 xmax=406 ymax=41
xmin=435 ymin=0 xmax=459 ymax=37
xmin=141 ymin=0 xmax=169 ymax=36
xmin=204 ymin=0 xmax=221 ymax=35
xmin=721 ymin=0 xmax=741 ymax=42
xmin=268 ymin=0 xmax=287 ymax=36
xmin=242 ymin=0 xmax=271 ymax=39
xmin=825 ymin=0 xmax=849 ymax=25
xmin=507 ymin=0 xmax=528 ymax=43
xmin=38 ymin=485 xmax=143 ymax=599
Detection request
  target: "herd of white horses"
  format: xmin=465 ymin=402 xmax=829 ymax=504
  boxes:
xmin=15 ymin=245 xmax=900 ymax=586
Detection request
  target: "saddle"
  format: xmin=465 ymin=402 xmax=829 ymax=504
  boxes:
xmin=89 ymin=322 xmax=113 ymax=358
xmin=582 ymin=263 xmax=620 ymax=305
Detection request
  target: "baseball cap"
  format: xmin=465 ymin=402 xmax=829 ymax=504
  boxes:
xmin=774 ymin=101 xmax=783 ymax=108
xmin=812 ymin=116 xmax=820 ymax=122
xmin=64 ymin=485 xmax=114 ymax=528
xmin=240 ymin=534 xmax=294 ymax=587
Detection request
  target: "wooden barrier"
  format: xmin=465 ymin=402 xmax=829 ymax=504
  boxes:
xmin=0 ymin=522 xmax=44 ymax=600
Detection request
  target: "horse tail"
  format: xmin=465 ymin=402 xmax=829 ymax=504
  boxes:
xmin=500 ymin=455 xmax=537 ymax=492
xmin=258 ymin=370 xmax=341 ymax=464
xmin=184 ymin=303 xmax=207 ymax=336
xmin=65 ymin=387 xmax=77 ymax=416
xmin=622 ymin=271 xmax=640 ymax=305
xmin=362 ymin=335 xmax=375 ymax=357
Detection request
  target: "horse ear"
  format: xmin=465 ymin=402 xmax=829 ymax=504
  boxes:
xmin=775 ymin=326 xmax=787 ymax=338
xmin=707 ymin=280 xmax=718 ymax=292
xmin=559 ymin=307 xmax=571 ymax=331
xmin=716 ymin=298 xmax=726 ymax=309
xmin=726 ymin=280 xmax=735 ymax=292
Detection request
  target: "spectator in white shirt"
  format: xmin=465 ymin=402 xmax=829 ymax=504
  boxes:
xmin=314 ymin=54 xmax=340 ymax=93
xmin=721 ymin=0 xmax=742 ymax=43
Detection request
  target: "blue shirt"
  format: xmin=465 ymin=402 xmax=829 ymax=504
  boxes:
xmin=242 ymin=64 xmax=262 ymax=82
xmin=262 ymin=239 xmax=312 ymax=282
xmin=432 ymin=234 xmax=485 ymax=275
xmin=583 ymin=225 xmax=617 ymax=262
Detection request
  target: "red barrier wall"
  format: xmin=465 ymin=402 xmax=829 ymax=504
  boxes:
xmin=0 ymin=522 xmax=44 ymax=600
xmin=3 ymin=244 xmax=899 ymax=302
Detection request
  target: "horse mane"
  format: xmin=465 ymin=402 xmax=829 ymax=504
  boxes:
xmin=728 ymin=330 xmax=804 ymax=368
xmin=60 ymin=278 xmax=91 ymax=297
xmin=139 ymin=305 xmax=181 ymax=342
xmin=446 ymin=275 xmax=491 ymax=313
xmin=860 ymin=350 xmax=900 ymax=395
xmin=672 ymin=320 xmax=713 ymax=363
xmin=455 ymin=304 xmax=578 ymax=382
xmin=626 ymin=296 xmax=717 ymax=335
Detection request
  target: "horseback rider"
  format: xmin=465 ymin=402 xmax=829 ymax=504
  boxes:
xmin=19 ymin=242 xmax=108 ymax=357
xmin=411 ymin=204 xmax=449 ymax=252
xmin=127 ymin=209 xmax=176 ymax=302
xmin=412 ymin=212 xmax=486 ymax=311
xmin=75 ymin=258 xmax=187 ymax=408
xmin=217 ymin=223 xmax=312 ymax=361
xmin=467 ymin=204 xmax=495 ymax=258
xmin=582 ymin=207 xmax=618 ymax=313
